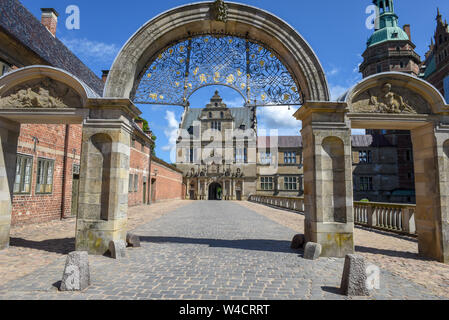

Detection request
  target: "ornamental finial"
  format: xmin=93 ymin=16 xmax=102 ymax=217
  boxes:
xmin=212 ymin=0 xmax=228 ymax=23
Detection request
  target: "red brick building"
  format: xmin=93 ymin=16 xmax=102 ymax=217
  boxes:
xmin=12 ymin=124 xmax=82 ymax=224
xmin=149 ymin=156 xmax=185 ymax=203
xmin=421 ymin=9 xmax=449 ymax=100
xmin=0 ymin=1 xmax=185 ymax=226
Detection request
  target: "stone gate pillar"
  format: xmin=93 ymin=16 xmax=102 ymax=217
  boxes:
xmin=0 ymin=118 xmax=20 ymax=250
xmin=75 ymin=99 xmax=139 ymax=255
xmin=295 ymin=102 xmax=354 ymax=258
xmin=411 ymin=123 xmax=449 ymax=263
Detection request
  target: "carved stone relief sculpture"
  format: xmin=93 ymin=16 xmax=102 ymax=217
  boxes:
xmin=351 ymin=82 xmax=430 ymax=115
xmin=0 ymin=77 xmax=82 ymax=109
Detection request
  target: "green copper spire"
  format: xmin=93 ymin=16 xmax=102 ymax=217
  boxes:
xmin=367 ymin=0 xmax=409 ymax=47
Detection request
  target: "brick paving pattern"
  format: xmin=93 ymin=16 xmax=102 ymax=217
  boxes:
xmin=238 ymin=201 xmax=449 ymax=299
xmin=0 ymin=200 xmax=191 ymax=286
xmin=0 ymin=201 xmax=446 ymax=300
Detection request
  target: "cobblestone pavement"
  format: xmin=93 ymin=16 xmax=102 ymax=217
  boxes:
xmin=237 ymin=201 xmax=449 ymax=299
xmin=0 ymin=201 xmax=445 ymax=300
xmin=0 ymin=200 xmax=192 ymax=286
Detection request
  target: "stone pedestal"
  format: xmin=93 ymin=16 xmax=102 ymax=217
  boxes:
xmin=0 ymin=118 xmax=20 ymax=250
xmin=75 ymin=99 xmax=139 ymax=255
xmin=296 ymin=102 xmax=355 ymax=258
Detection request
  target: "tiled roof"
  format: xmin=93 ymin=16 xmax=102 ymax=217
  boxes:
xmin=257 ymin=136 xmax=302 ymax=148
xmin=181 ymin=107 xmax=252 ymax=130
xmin=0 ymin=0 xmax=104 ymax=95
xmin=258 ymin=135 xmax=395 ymax=148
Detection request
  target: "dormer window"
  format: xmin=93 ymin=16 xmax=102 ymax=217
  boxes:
xmin=392 ymin=32 xmax=398 ymax=39
xmin=208 ymin=112 xmax=212 ymax=119
xmin=215 ymin=103 xmax=218 ymax=107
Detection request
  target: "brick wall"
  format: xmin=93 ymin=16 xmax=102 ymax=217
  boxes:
xmin=11 ymin=124 xmax=82 ymax=225
xmin=11 ymin=124 xmax=182 ymax=225
xmin=150 ymin=157 xmax=185 ymax=203
xmin=128 ymin=140 xmax=150 ymax=207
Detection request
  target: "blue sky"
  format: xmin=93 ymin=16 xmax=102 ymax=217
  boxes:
xmin=20 ymin=0 xmax=449 ymax=163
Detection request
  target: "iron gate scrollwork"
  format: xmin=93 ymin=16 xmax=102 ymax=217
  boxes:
xmin=134 ymin=35 xmax=303 ymax=107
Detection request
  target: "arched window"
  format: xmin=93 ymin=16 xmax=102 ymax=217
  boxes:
xmin=220 ymin=111 xmax=224 ymax=119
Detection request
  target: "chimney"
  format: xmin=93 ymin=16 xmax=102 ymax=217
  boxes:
xmin=40 ymin=8 xmax=59 ymax=37
xmin=101 ymin=70 xmax=109 ymax=83
xmin=403 ymin=24 xmax=411 ymax=41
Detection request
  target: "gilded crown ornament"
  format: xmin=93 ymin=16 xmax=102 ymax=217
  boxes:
xmin=212 ymin=0 xmax=228 ymax=22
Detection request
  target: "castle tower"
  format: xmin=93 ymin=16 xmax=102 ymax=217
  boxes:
xmin=359 ymin=0 xmax=421 ymax=78
xmin=421 ymin=8 xmax=449 ymax=99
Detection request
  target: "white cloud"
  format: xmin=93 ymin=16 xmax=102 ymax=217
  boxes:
xmin=224 ymin=97 xmax=245 ymax=108
xmin=162 ymin=111 xmax=180 ymax=162
xmin=257 ymin=105 xmax=301 ymax=135
xmin=61 ymin=37 xmax=119 ymax=62
xmin=327 ymin=67 xmax=340 ymax=77
xmin=329 ymin=84 xmax=348 ymax=101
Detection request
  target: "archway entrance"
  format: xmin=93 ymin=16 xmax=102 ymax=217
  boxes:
xmin=295 ymin=72 xmax=449 ymax=263
xmin=104 ymin=1 xmax=329 ymax=102
xmin=103 ymin=0 xmax=330 ymax=206
xmin=0 ymin=66 xmax=138 ymax=255
xmin=208 ymin=182 xmax=222 ymax=201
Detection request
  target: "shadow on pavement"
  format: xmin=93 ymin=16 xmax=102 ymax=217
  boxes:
xmin=140 ymin=236 xmax=298 ymax=254
xmin=355 ymin=245 xmax=429 ymax=261
xmin=321 ymin=286 xmax=344 ymax=296
xmin=9 ymin=237 xmax=75 ymax=254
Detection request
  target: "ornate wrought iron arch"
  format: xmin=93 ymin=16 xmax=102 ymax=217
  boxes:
xmin=134 ymin=34 xmax=304 ymax=107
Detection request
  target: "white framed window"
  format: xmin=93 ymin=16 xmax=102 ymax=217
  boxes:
xmin=284 ymin=152 xmax=296 ymax=164
xmin=284 ymin=177 xmax=297 ymax=190
xmin=235 ymin=148 xmax=247 ymax=163
xmin=14 ymin=154 xmax=33 ymax=194
xmin=261 ymin=177 xmax=274 ymax=191
xmin=359 ymin=150 xmax=372 ymax=164
xmin=36 ymin=158 xmax=54 ymax=194
xmin=260 ymin=152 xmax=272 ymax=165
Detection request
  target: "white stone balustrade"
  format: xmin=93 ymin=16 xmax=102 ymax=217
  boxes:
xmin=249 ymin=195 xmax=417 ymax=236
xmin=354 ymin=201 xmax=416 ymax=235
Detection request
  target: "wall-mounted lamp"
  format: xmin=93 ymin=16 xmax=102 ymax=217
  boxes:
xmin=32 ymin=136 xmax=39 ymax=153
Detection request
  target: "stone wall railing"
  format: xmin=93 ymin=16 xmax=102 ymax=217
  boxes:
xmin=354 ymin=201 xmax=416 ymax=235
xmin=248 ymin=195 xmax=305 ymax=213
xmin=248 ymin=195 xmax=417 ymax=236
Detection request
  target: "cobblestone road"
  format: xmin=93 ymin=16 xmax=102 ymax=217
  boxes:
xmin=0 ymin=201 xmax=445 ymax=300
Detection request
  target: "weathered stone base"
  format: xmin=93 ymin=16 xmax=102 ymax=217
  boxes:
xmin=308 ymin=222 xmax=355 ymax=258
xmin=75 ymin=217 xmax=127 ymax=255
